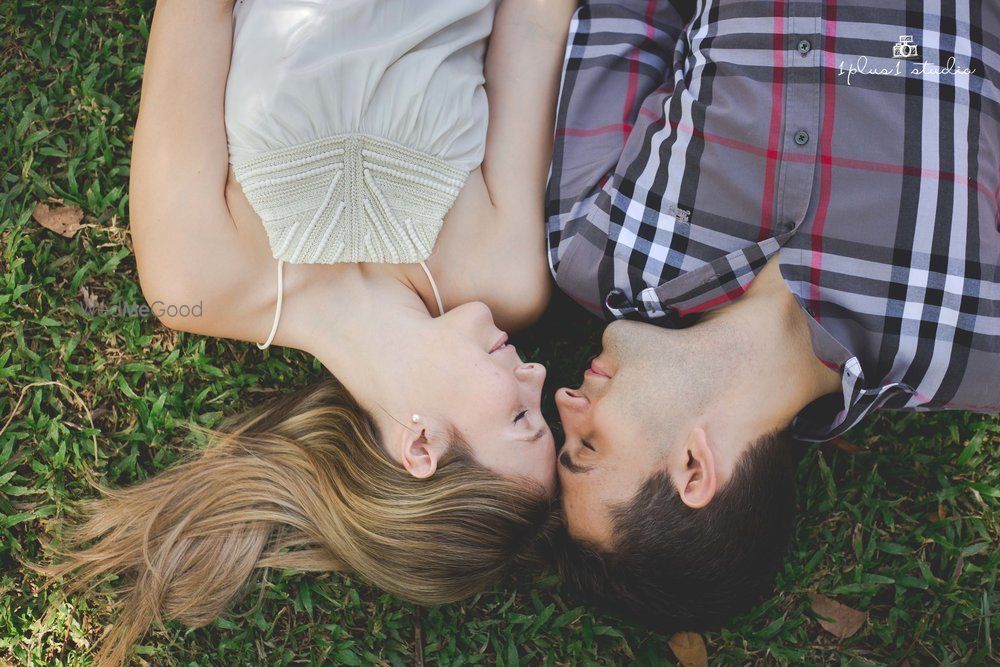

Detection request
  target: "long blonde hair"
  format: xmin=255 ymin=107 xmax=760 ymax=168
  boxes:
xmin=41 ymin=376 xmax=552 ymax=665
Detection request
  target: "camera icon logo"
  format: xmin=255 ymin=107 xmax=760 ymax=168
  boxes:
xmin=893 ymin=35 xmax=919 ymax=59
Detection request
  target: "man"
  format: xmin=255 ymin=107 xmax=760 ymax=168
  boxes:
xmin=544 ymin=0 xmax=999 ymax=631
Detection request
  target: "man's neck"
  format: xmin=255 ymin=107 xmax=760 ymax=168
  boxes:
xmin=699 ymin=255 xmax=843 ymax=438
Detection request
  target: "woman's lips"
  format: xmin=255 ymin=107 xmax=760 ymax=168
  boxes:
xmin=489 ymin=332 xmax=509 ymax=353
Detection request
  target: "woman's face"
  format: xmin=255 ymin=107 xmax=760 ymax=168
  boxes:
xmin=415 ymin=302 xmax=557 ymax=496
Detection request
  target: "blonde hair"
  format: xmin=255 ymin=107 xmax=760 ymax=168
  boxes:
xmin=41 ymin=377 xmax=552 ymax=665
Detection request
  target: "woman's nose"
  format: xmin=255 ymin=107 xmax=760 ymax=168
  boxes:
xmin=515 ymin=362 xmax=546 ymax=383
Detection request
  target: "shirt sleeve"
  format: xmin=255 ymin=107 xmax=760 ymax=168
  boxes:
xmin=546 ymin=0 xmax=693 ymax=224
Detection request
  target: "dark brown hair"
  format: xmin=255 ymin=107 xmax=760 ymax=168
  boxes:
xmin=551 ymin=429 xmax=798 ymax=632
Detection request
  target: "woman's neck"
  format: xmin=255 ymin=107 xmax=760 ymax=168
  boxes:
xmin=279 ymin=262 xmax=436 ymax=407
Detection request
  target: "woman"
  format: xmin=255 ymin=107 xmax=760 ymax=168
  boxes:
xmin=44 ymin=0 xmax=574 ymax=663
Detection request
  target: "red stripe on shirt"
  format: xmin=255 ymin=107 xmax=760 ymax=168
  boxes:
xmin=674 ymin=282 xmax=751 ymax=316
xmin=818 ymin=356 xmax=842 ymax=371
xmin=759 ymin=0 xmax=786 ymax=241
xmin=556 ymin=122 xmax=631 ymax=138
xmin=588 ymin=108 xmax=995 ymax=201
xmin=809 ymin=0 xmax=839 ymax=317
xmin=623 ymin=0 xmax=657 ymax=136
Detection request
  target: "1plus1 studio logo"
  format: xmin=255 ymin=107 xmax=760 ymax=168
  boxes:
xmin=838 ymin=34 xmax=976 ymax=86
xmin=892 ymin=35 xmax=919 ymax=59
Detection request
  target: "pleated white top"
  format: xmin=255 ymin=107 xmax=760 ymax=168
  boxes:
xmin=225 ymin=0 xmax=496 ymax=265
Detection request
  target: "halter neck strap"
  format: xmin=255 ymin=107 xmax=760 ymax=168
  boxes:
xmin=257 ymin=258 xmax=285 ymax=350
xmin=257 ymin=257 xmax=443 ymax=350
xmin=419 ymin=260 xmax=445 ymax=316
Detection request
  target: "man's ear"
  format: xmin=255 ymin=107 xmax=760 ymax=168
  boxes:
xmin=398 ymin=423 xmax=445 ymax=479
xmin=672 ymin=426 xmax=718 ymax=509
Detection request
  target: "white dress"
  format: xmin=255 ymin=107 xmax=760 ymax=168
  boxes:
xmin=225 ymin=0 xmax=496 ymax=266
xmin=226 ymin=0 xmax=496 ymax=263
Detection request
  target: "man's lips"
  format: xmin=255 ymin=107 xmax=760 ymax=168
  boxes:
xmin=584 ymin=356 xmax=612 ymax=379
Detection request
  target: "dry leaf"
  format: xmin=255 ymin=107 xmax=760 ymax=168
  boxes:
xmin=667 ymin=631 xmax=708 ymax=667
xmin=809 ymin=593 xmax=867 ymax=639
xmin=79 ymin=285 xmax=100 ymax=312
xmin=951 ymin=553 xmax=965 ymax=582
xmin=33 ymin=202 xmax=83 ymax=237
xmin=927 ymin=504 xmax=947 ymax=522
xmin=832 ymin=436 xmax=864 ymax=454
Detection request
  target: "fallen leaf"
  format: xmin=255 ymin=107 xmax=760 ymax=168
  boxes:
xmin=832 ymin=436 xmax=864 ymax=454
xmin=927 ymin=504 xmax=947 ymax=522
xmin=79 ymin=285 xmax=100 ymax=312
xmin=33 ymin=202 xmax=83 ymax=237
xmin=950 ymin=553 xmax=964 ymax=582
xmin=809 ymin=593 xmax=867 ymax=639
xmin=667 ymin=631 xmax=708 ymax=667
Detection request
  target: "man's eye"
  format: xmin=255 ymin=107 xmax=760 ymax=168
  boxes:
xmin=514 ymin=409 xmax=528 ymax=423
xmin=582 ymin=439 xmax=595 ymax=451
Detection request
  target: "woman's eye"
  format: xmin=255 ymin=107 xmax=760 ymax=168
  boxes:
xmin=582 ymin=439 xmax=596 ymax=451
xmin=514 ymin=409 xmax=528 ymax=424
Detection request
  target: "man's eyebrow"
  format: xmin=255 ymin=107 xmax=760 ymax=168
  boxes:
xmin=520 ymin=427 xmax=546 ymax=443
xmin=559 ymin=449 xmax=593 ymax=474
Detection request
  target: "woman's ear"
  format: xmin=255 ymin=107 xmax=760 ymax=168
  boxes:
xmin=399 ymin=423 xmax=444 ymax=479
xmin=672 ymin=426 xmax=718 ymax=509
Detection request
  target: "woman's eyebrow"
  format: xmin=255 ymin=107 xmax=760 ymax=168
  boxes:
xmin=559 ymin=449 xmax=593 ymax=474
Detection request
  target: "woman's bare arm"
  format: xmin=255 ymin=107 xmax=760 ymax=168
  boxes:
xmin=481 ymin=0 xmax=575 ymax=211
xmin=475 ymin=0 xmax=576 ymax=318
xmin=129 ymin=0 xmax=275 ymax=341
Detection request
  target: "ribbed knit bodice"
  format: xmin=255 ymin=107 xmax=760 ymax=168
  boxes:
xmin=234 ymin=134 xmax=468 ymax=264
xmin=225 ymin=0 xmax=496 ymax=265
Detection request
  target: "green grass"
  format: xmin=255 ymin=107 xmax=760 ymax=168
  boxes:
xmin=1 ymin=1 xmax=997 ymax=664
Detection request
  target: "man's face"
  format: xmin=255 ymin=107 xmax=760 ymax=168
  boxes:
xmin=555 ymin=320 xmax=691 ymax=549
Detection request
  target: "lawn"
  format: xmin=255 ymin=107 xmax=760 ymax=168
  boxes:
xmin=1 ymin=2 xmax=997 ymax=665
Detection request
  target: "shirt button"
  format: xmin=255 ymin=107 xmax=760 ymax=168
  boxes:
xmin=797 ymin=39 xmax=812 ymax=55
xmin=794 ymin=130 xmax=810 ymax=146
xmin=606 ymin=289 xmax=629 ymax=308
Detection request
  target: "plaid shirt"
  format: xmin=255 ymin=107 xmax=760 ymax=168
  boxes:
xmin=545 ymin=0 xmax=1000 ymax=441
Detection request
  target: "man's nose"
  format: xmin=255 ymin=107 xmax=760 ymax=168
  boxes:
xmin=555 ymin=387 xmax=589 ymax=413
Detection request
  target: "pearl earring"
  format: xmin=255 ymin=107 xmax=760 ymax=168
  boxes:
xmin=411 ymin=414 xmax=421 ymax=423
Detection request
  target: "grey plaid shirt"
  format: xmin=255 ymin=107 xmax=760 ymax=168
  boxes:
xmin=545 ymin=0 xmax=1000 ymax=441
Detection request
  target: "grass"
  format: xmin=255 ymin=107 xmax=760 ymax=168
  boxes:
xmin=1 ymin=1 xmax=997 ymax=664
